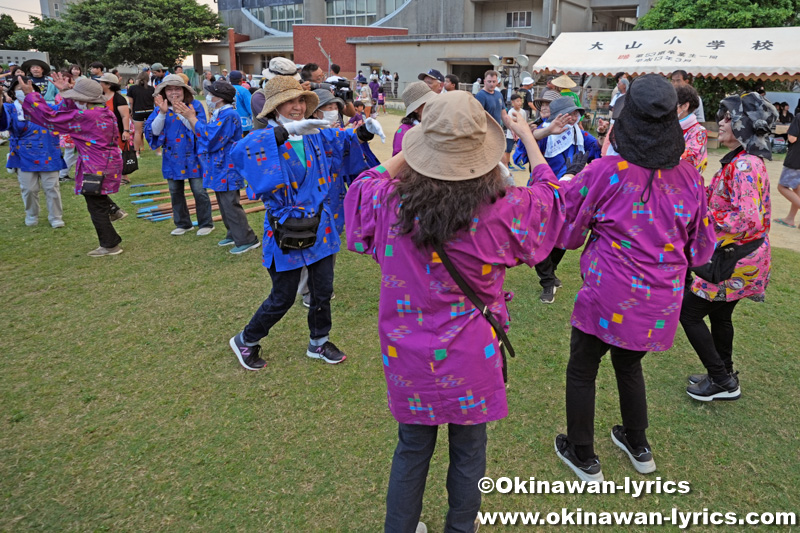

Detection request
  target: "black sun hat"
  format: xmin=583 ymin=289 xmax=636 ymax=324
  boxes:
xmin=611 ymin=74 xmax=684 ymax=169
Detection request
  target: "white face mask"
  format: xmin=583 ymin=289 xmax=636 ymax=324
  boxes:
xmin=277 ymin=113 xmax=296 ymax=125
xmin=322 ymin=110 xmax=339 ymax=126
xmin=15 ymin=90 xmax=26 ymax=102
xmin=205 ymin=94 xmax=214 ymax=108
xmin=75 ymin=102 xmax=88 ymax=110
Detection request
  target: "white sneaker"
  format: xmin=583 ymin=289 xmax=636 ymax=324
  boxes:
xmin=171 ymin=227 xmax=195 ymax=236
xmin=197 ymin=226 xmax=215 ymax=236
xmin=51 ymin=220 xmax=66 ymax=228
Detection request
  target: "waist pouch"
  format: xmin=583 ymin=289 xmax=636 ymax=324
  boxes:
xmin=268 ymin=204 xmax=323 ymax=251
xmin=81 ymin=174 xmax=105 ymax=195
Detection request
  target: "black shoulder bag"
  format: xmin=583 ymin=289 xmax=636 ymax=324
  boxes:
xmin=433 ymin=242 xmax=515 ymax=383
xmin=691 ymin=237 xmax=765 ymax=284
xmin=267 ymin=203 xmax=324 ymax=251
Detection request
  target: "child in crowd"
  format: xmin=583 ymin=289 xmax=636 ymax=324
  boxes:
xmin=348 ymin=101 xmax=366 ymax=128
xmin=376 ymin=87 xmax=386 ymax=115
xmin=506 ymin=93 xmax=527 ymax=172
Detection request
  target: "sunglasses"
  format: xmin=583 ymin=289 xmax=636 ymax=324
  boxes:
xmin=716 ymin=110 xmax=732 ymax=123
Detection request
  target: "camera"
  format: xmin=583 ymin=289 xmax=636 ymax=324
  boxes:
xmin=310 ymin=79 xmax=353 ymax=102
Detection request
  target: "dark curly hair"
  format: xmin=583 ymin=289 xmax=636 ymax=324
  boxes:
xmin=390 ymin=165 xmax=507 ymax=249
xmin=676 ymin=85 xmax=700 ymax=114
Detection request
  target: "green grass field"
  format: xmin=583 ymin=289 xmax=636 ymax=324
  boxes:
xmin=1 ymin=144 xmax=799 ymax=531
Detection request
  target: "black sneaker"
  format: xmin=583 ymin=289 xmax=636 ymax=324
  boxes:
xmin=540 ymin=285 xmax=557 ymax=304
xmin=610 ymin=425 xmax=656 ymax=474
xmin=229 ymin=332 xmax=267 ymax=371
xmin=110 ymin=208 xmax=128 ymax=222
xmin=554 ymin=278 xmax=563 ymax=289
xmin=688 ymin=371 xmax=738 ymax=385
xmin=686 ymin=375 xmax=740 ymax=402
xmin=554 ymin=434 xmax=604 ymax=482
xmin=306 ymin=341 xmax=347 ymax=364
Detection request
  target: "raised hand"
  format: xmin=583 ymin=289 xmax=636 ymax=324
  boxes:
xmin=50 ymin=72 xmax=72 ymax=91
xmin=172 ymin=101 xmax=195 ymax=119
xmin=154 ymin=94 xmax=168 ymax=114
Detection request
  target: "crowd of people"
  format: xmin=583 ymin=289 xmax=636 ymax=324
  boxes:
xmin=2 ymin=55 xmax=787 ymax=532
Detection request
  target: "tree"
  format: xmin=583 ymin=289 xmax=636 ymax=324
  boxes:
xmin=0 ymin=14 xmax=30 ymax=51
xmin=27 ymin=0 xmax=224 ymax=70
xmin=636 ymin=0 xmax=800 ymax=105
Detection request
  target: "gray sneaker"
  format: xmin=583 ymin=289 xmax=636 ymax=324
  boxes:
xmin=110 ymin=209 xmax=128 ymax=222
xmin=87 ymin=245 xmax=123 ymax=257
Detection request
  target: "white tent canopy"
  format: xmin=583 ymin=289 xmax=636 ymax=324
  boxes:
xmin=532 ymin=27 xmax=800 ymax=81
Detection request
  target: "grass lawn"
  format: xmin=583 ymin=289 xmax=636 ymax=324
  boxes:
xmin=1 ymin=143 xmax=799 ymax=531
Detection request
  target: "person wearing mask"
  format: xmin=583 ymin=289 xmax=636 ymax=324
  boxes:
xmin=226 ymin=76 xmax=347 ymax=369
xmin=344 ymin=90 xmax=564 ymax=532
xmin=671 ymin=70 xmax=705 ymax=122
xmin=554 ymin=74 xmax=715 ymax=481
xmin=97 ymin=73 xmax=132 ymax=185
xmin=145 ymin=74 xmax=214 ymax=237
xmin=19 ymin=74 xmax=125 ymax=256
xmin=127 ymin=71 xmax=155 ymax=157
xmin=680 ymin=93 xmax=776 ymax=401
xmin=392 ymin=81 xmax=436 ymax=157
xmin=1 ymin=79 xmax=66 ymax=228
xmin=417 ymin=68 xmax=444 ymax=94
xmin=174 ymin=81 xmax=259 ymax=254
xmin=227 ymin=70 xmax=253 ymax=136
xmin=676 ymin=85 xmax=708 ymax=175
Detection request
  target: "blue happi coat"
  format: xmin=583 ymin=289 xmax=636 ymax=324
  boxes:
xmin=143 ymin=100 xmax=207 ymax=180
xmin=513 ymin=125 xmax=601 ymax=179
xmin=193 ymin=105 xmax=244 ymax=191
xmin=317 ymin=127 xmax=379 ymax=234
xmin=1 ymin=102 xmax=66 ymax=172
xmin=230 ymin=126 xmax=339 ymax=272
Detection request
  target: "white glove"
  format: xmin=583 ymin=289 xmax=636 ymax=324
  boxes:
xmin=283 ymin=119 xmax=331 ymax=136
xmin=364 ymin=117 xmax=386 ymax=143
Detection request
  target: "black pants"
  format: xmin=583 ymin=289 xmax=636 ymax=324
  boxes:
xmin=242 ymin=254 xmax=335 ymax=344
xmin=215 ymin=189 xmax=257 ymax=246
xmin=535 ymin=247 xmax=566 ymax=288
xmin=84 ymin=194 xmax=121 ymax=249
xmin=385 ymin=423 xmax=486 ymax=533
xmin=169 ymin=178 xmax=213 ymax=230
xmin=566 ymin=327 xmax=648 ymax=446
xmin=679 ymin=291 xmax=740 ymax=381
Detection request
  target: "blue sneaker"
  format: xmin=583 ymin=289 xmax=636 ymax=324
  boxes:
xmin=230 ymin=241 xmax=260 ymax=255
xmin=218 ymin=238 xmax=234 ymax=246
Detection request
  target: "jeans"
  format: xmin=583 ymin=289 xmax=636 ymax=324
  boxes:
xmin=243 ymin=254 xmax=335 ymax=344
xmin=84 ymin=194 xmax=121 ymax=248
xmin=168 ymin=178 xmax=213 ymax=230
xmin=385 ymin=423 xmax=486 ymax=533
xmin=566 ymin=327 xmax=648 ymax=446
xmin=215 ymin=189 xmax=257 ymax=246
xmin=17 ymin=170 xmax=63 ymax=225
xmin=535 ymin=248 xmax=566 ymax=288
xmin=679 ymin=291 xmax=740 ymax=381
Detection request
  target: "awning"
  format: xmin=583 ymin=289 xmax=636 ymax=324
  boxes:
xmin=532 ymin=27 xmax=800 ymax=81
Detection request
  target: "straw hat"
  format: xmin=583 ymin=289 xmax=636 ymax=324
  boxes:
xmin=402 ymin=91 xmax=505 ymax=181
xmin=58 ymin=78 xmax=106 ymax=104
xmin=153 ymin=74 xmax=193 ymax=96
xmin=402 ymin=81 xmax=436 ymax=117
xmin=177 ymin=73 xmax=190 ymax=85
xmin=550 ymin=74 xmax=577 ymax=89
xmin=257 ymin=75 xmax=318 ymax=119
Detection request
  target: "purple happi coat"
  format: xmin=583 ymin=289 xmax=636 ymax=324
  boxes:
xmin=23 ymin=93 xmax=122 ymax=195
xmin=345 ymin=165 xmax=564 ymax=425
xmin=557 ymin=157 xmax=716 ymax=351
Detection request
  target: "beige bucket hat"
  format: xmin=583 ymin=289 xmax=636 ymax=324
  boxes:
xmin=402 ymin=81 xmax=436 ymax=117
xmin=402 ymin=91 xmax=505 ymax=181
xmin=58 ymin=78 xmax=106 ymax=104
xmin=153 ymin=74 xmax=193 ymax=96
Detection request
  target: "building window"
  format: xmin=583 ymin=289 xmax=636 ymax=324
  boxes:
xmin=326 ymin=0 xmax=377 ymax=26
xmin=385 ymin=0 xmax=397 ymax=13
xmin=506 ymin=11 xmax=532 ymax=28
xmin=267 ymin=3 xmax=303 ymax=32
